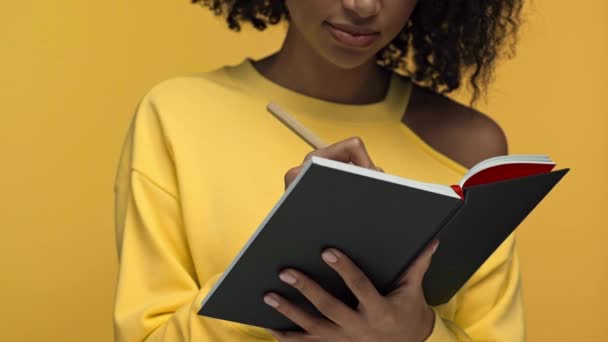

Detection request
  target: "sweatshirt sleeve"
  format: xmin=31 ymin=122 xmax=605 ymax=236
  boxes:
xmin=425 ymin=235 xmax=525 ymax=341
xmin=112 ymin=91 xmax=263 ymax=341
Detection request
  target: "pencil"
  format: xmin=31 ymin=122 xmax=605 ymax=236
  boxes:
xmin=266 ymin=102 xmax=327 ymax=150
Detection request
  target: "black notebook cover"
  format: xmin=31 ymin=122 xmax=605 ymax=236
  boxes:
xmin=423 ymin=167 xmax=569 ymax=305
xmin=198 ymin=157 xmax=568 ymax=330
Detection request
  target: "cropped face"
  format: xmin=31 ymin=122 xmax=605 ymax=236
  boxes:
xmin=285 ymin=0 xmax=418 ymax=69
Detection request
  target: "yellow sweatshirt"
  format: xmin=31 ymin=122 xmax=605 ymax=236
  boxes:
xmin=113 ymin=59 xmax=525 ymax=341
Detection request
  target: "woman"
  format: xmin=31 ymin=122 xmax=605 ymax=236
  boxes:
xmin=113 ymin=0 xmax=524 ymax=341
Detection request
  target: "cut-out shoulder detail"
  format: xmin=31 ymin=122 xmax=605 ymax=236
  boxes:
xmin=402 ymin=85 xmax=508 ymax=169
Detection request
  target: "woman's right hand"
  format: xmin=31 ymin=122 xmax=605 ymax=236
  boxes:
xmin=283 ymin=136 xmax=384 ymax=190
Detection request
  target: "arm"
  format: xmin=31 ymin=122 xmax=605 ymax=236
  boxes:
xmin=113 ymin=93 xmax=254 ymax=341
xmin=115 ymin=170 xmax=222 ymax=341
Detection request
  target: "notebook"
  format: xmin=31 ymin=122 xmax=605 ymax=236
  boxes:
xmin=198 ymin=154 xmax=569 ymax=331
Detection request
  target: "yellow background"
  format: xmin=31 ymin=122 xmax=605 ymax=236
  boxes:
xmin=1 ymin=1 xmax=606 ymax=340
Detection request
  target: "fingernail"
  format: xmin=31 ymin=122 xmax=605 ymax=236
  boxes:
xmin=431 ymin=240 xmax=440 ymax=254
xmin=322 ymin=250 xmax=338 ymax=263
xmin=264 ymin=294 xmax=279 ymax=308
xmin=279 ymin=272 xmax=297 ymax=285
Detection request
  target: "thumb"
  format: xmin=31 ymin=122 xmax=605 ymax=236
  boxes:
xmin=401 ymin=239 xmax=439 ymax=287
xmin=284 ymin=165 xmax=304 ymax=190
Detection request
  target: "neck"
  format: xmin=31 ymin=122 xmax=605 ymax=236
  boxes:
xmin=252 ymin=25 xmax=391 ymax=105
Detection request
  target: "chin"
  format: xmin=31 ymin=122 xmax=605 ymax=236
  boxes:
xmin=320 ymin=47 xmax=379 ymax=70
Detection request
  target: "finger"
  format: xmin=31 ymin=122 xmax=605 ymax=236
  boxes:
xmin=284 ymin=165 xmax=304 ymax=189
xmin=321 ymin=248 xmax=385 ymax=312
xmin=278 ymin=269 xmax=360 ymax=327
xmin=401 ymin=239 xmax=440 ymax=286
xmin=284 ymin=159 xmax=382 ymax=191
xmin=263 ymin=292 xmax=332 ymax=335
xmin=267 ymin=329 xmax=285 ymax=341
xmin=303 ymin=137 xmax=377 ymax=169
xmin=286 ymin=137 xmax=377 ymax=189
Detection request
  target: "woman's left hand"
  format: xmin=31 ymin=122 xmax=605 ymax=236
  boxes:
xmin=264 ymin=239 xmax=439 ymax=342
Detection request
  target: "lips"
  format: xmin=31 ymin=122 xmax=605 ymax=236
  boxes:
xmin=324 ymin=21 xmax=380 ymax=48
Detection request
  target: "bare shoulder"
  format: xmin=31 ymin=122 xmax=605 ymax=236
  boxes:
xmin=402 ymin=84 xmax=508 ymax=169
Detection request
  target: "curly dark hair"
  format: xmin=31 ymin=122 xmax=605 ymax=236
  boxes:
xmin=192 ymin=0 xmax=524 ymax=106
